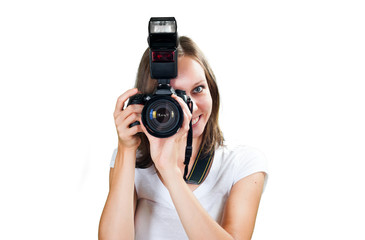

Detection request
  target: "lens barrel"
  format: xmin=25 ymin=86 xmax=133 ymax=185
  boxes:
xmin=141 ymin=95 xmax=183 ymax=138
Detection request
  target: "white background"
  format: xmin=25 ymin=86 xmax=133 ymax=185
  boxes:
xmin=1 ymin=0 xmax=364 ymax=239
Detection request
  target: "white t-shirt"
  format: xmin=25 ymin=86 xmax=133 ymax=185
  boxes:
xmin=109 ymin=144 xmax=268 ymax=240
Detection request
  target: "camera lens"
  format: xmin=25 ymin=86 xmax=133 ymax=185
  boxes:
xmin=142 ymin=96 xmax=183 ymax=138
xmin=155 ymin=107 xmax=171 ymax=123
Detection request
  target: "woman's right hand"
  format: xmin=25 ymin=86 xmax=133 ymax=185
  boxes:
xmin=113 ymin=88 xmax=143 ymax=150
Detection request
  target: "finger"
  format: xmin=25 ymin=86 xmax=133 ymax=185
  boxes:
xmin=169 ymin=95 xmax=192 ymax=139
xmin=114 ymin=101 xmax=144 ymax=121
xmin=139 ymin=119 xmax=154 ymax=140
xmin=114 ymin=88 xmax=139 ymax=114
xmin=125 ymin=123 xmax=143 ymax=136
xmin=116 ymin=116 xmax=142 ymax=140
xmin=174 ymin=109 xmax=191 ymax=139
xmin=115 ymin=109 xmax=141 ymax=130
xmin=172 ymin=94 xmax=192 ymax=122
xmin=183 ymin=109 xmax=192 ymax=131
xmin=120 ymin=104 xmax=144 ymax=118
xmin=124 ymin=103 xmax=144 ymax=114
xmin=124 ymin=112 xmax=142 ymax=128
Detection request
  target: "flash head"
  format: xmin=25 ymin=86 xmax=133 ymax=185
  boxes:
xmin=149 ymin=19 xmax=176 ymax=34
xmin=148 ymin=17 xmax=178 ymax=79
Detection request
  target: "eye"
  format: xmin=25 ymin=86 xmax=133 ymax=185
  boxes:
xmin=193 ymin=85 xmax=205 ymax=93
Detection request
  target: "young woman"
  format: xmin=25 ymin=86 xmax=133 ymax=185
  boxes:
xmin=99 ymin=36 xmax=268 ymax=240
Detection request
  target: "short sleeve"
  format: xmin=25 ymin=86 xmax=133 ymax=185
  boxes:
xmin=232 ymin=145 xmax=269 ymax=190
xmin=109 ymin=148 xmax=118 ymax=168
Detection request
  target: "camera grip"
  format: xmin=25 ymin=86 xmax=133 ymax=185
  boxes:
xmin=127 ymin=94 xmax=145 ymax=128
xmin=129 ymin=121 xmax=140 ymax=128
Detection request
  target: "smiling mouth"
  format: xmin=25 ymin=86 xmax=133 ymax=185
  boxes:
xmin=192 ymin=115 xmax=201 ymax=126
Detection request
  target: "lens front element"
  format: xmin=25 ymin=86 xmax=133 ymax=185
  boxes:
xmin=153 ymin=107 xmax=172 ymax=124
xmin=142 ymin=96 xmax=183 ymax=138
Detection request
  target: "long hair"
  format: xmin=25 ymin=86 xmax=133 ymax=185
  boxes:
xmin=134 ymin=36 xmax=224 ymax=168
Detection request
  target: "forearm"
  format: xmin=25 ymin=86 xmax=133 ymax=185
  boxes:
xmin=161 ymin=168 xmax=234 ymax=240
xmin=99 ymin=147 xmax=136 ymax=240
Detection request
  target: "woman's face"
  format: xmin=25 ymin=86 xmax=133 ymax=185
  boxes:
xmin=170 ymin=56 xmax=212 ymax=139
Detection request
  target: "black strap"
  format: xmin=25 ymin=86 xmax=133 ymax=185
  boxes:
xmin=185 ymin=148 xmax=214 ymax=185
xmin=183 ymin=98 xmax=193 ymax=181
xmin=182 ymin=97 xmax=214 ymax=185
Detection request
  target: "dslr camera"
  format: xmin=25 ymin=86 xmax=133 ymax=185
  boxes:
xmin=127 ymin=17 xmax=192 ymax=138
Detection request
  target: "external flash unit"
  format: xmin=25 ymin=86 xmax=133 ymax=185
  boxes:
xmin=148 ymin=17 xmax=178 ymax=79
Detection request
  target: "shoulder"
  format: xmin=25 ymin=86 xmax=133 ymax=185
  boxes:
xmin=220 ymin=144 xmax=267 ymax=238
xmin=215 ymin=143 xmax=268 ymax=187
xmin=216 ymin=144 xmax=267 ymax=167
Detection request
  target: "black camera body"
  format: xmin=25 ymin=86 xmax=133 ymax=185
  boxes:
xmin=128 ymin=87 xmax=189 ymax=138
xmin=127 ymin=17 xmax=192 ymax=138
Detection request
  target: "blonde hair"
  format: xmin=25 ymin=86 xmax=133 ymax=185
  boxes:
xmin=135 ymin=36 xmax=224 ymax=168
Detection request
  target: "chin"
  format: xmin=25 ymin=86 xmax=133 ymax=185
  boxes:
xmin=192 ymin=122 xmax=205 ymax=139
xmin=192 ymin=114 xmax=211 ymax=139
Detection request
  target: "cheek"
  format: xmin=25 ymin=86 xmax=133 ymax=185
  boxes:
xmin=201 ymin=97 xmax=212 ymax=118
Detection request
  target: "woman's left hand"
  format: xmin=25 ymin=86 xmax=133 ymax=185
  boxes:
xmin=140 ymin=94 xmax=192 ymax=176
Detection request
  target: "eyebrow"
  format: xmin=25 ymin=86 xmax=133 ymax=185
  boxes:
xmin=193 ymin=80 xmax=206 ymax=87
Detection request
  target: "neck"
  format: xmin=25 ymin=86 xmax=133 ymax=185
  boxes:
xmin=192 ymin=136 xmax=202 ymax=158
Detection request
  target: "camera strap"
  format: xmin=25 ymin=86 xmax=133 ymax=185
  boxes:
xmin=183 ymin=98 xmax=193 ymax=182
xmin=185 ymin=147 xmax=214 ymax=185
xmin=183 ymin=98 xmax=214 ymax=185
